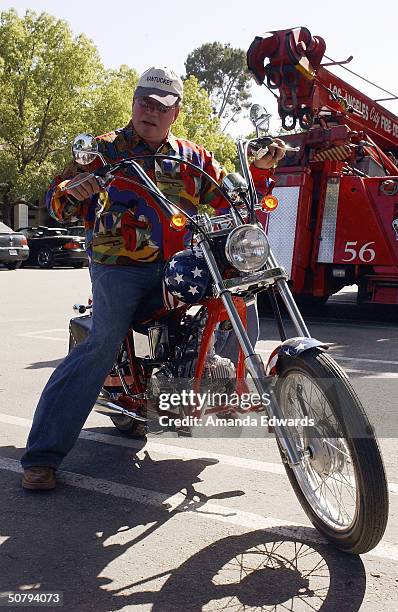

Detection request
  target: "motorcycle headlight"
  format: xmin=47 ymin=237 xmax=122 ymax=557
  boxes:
xmin=225 ymin=225 xmax=270 ymax=272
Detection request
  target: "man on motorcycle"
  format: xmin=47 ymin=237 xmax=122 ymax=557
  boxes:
xmin=21 ymin=66 xmax=286 ymax=490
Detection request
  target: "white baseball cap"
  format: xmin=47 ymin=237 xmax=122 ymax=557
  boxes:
xmin=134 ymin=66 xmax=183 ymax=106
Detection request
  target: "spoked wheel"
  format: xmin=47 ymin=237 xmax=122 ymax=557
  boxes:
xmin=275 ymin=347 xmax=388 ymax=554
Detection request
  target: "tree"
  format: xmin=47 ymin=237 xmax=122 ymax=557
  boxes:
xmin=0 ymin=10 xmax=238 ymax=221
xmin=173 ymin=76 xmax=236 ymax=172
xmin=84 ymin=64 xmax=138 ymax=136
xmin=185 ymin=42 xmax=251 ymax=126
xmin=172 ymin=76 xmax=237 ymax=215
xmin=0 ymin=9 xmax=104 ymax=212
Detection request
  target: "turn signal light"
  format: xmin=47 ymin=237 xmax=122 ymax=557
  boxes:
xmin=380 ymin=179 xmax=398 ymax=196
xmin=261 ymin=195 xmax=279 ymax=211
xmin=170 ymin=213 xmax=187 ymax=230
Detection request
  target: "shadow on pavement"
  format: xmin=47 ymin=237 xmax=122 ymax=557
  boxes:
xmin=25 ymin=359 xmax=64 ymax=370
xmin=258 ymin=288 xmax=398 ymax=326
xmin=152 ymin=525 xmax=366 ymax=612
xmin=0 ymin=438 xmax=367 ymax=612
xmin=151 ymin=529 xmax=366 ymax=611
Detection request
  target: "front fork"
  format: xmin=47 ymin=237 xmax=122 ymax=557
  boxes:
xmin=198 ymin=237 xmax=306 ymax=466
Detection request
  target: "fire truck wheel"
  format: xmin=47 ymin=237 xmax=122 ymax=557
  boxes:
xmin=275 ymin=347 xmax=388 ymax=554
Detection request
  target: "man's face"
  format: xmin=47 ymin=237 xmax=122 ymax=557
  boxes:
xmin=132 ymin=96 xmax=180 ymax=148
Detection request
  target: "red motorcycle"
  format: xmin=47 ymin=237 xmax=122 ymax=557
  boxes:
xmin=68 ymin=124 xmax=388 ymax=555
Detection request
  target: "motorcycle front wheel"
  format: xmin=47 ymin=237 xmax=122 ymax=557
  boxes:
xmin=275 ymin=347 xmax=388 ymax=554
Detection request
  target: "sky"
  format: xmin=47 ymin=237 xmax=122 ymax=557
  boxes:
xmin=2 ymin=0 xmax=398 ymax=136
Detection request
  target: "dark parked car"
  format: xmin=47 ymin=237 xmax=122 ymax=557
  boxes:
xmin=0 ymin=221 xmax=29 ymax=269
xmin=65 ymin=225 xmax=86 ymax=238
xmin=17 ymin=226 xmax=88 ymax=269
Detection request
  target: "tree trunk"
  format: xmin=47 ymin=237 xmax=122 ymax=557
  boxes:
xmin=0 ymin=185 xmax=11 ymax=226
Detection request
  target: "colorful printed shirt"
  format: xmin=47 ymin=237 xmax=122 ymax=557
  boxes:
xmin=47 ymin=120 xmax=273 ymax=265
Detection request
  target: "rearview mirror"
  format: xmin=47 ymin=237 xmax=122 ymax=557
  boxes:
xmin=249 ymin=104 xmax=271 ymax=136
xmin=221 ymin=173 xmax=248 ymax=201
xmin=72 ymin=133 xmax=101 ymax=165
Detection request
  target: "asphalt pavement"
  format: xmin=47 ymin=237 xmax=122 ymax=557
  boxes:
xmin=0 ymin=268 xmax=397 ymax=611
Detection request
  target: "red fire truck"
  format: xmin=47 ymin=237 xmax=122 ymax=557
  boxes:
xmin=247 ymin=27 xmax=398 ymax=305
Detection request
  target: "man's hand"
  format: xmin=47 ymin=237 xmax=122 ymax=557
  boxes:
xmin=253 ymin=138 xmax=286 ymax=170
xmin=64 ymin=173 xmax=102 ymax=201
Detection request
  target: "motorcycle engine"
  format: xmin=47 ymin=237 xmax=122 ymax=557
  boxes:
xmin=177 ymin=309 xmax=236 ymax=398
xmin=196 ymin=353 xmax=236 ymax=393
xmin=148 ymin=308 xmax=236 ymax=411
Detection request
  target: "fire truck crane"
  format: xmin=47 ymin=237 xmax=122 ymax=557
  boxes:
xmin=247 ymin=27 xmax=398 ymax=305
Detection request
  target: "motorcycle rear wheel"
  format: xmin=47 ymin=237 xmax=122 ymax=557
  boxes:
xmin=275 ymin=348 xmax=388 ymax=554
xmin=109 ymin=414 xmax=147 ymax=438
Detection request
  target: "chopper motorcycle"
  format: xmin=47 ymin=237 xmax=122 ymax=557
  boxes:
xmin=67 ymin=109 xmax=388 ymax=555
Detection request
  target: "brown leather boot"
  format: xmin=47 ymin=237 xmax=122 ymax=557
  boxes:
xmin=22 ymin=467 xmax=56 ymax=490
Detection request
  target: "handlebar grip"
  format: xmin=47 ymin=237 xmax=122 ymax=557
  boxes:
xmin=249 ymin=137 xmax=274 ymax=152
xmin=60 ymin=167 xmax=115 ymax=192
xmin=249 ymin=138 xmax=300 ymax=155
xmin=60 ymin=174 xmax=97 ymax=192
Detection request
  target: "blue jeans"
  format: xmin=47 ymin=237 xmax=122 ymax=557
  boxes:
xmin=21 ymin=263 xmax=259 ymax=470
xmin=21 ymin=262 xmax=165 ymax=469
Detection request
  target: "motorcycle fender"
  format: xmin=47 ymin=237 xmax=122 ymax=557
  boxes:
xmin=266 ymin=337 xmax=329 ymax=375
xmin=69 ymin=314 xmax=92 ymax=346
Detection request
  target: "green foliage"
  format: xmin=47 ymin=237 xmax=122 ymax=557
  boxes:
xmin=185 ymin=42 xmax=251 ymax=124
xmin=0 ymin=9 xmax=139 ymax=208
xmin=84 ymin=65 xmax=138 ymax=136
xmin=0 ymin=9 xmax=104 ymax=203
xmin=173 ymin=76 xmax=236 ymax=172
xmin=0 ymin=10 xmax=237 ymax=211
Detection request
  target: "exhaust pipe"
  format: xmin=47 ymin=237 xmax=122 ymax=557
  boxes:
xmin=94 ymin=397 xmax=147 ymax=422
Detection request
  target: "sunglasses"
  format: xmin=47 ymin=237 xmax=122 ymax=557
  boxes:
xmin=135 ymin=96 xmax=174 ymax=114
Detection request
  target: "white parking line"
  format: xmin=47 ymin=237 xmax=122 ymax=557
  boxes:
xmin=0 ymin=455 xmax=396 ymax=562
xmin=0 ymin=318 xmax=41 ymax=324
xmin=83 ymin=430 xmax=287 ymax=474
xmin=257 ymin=349 xmax=398 ymax=367
xmin=17 ymin=329 xmax=67 ymax=342
xmin=1 ymin=412 xmax=396 ymax=496
xmin=0 ymin=412 xmax=285 ymax=474
xmin=16 ymin=329 xmax=398 ymax=368
xmin=331 ymin=356 xmax=398 ymax=366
